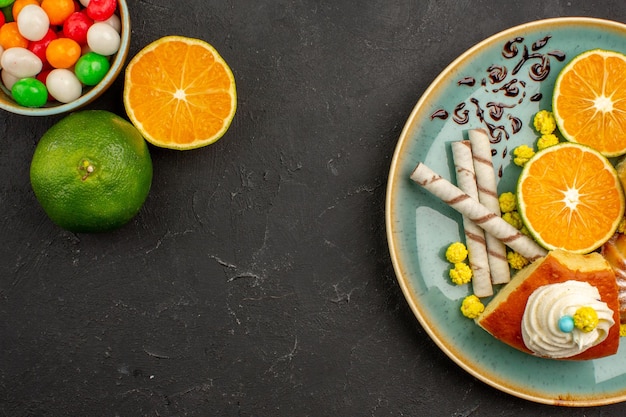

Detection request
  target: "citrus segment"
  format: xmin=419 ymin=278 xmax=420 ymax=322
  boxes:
xmin=30 ymin=110 xmax=153 ymax=233
xmin=123 ymin=35 xmax=237 ymax=150
xmin=517 ymin=142 xmax=624 ymax=254
xmin=553 ymin=49 xmax=626 ymax=157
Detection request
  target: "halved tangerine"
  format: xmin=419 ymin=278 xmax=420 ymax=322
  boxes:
xmin=553 ymin=49 xmax=626 ymax=157
xmin=123 ymin=36 xmax=237 ymax=150
xmin=517 ymin=142 xmax=624 ymax=254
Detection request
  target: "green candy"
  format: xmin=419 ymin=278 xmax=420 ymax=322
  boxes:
xmin=1 ymin=4 xmax=13 ymax=22
xmin=74 ymin=52 xmax=111 ymax=86
xmin=12 ymin=78 xmax=48 ymax=108
xmin=0 ymin=0 xmax=15 ymax=10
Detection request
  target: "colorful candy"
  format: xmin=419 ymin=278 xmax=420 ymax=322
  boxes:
xmin=16 ymin=5 xmax=49 ymax=41
xmin=0 ymin=0 xmax=121 ymax=107
xmin=1 ymin=67 xmax=19 ymax=90
xmin=46 ymin=68 xmax=82 ymax=102
xmin=46 ymin=37 xmax=81 ymax=68
xmin=41 ymin=0 xmax=76 ymax=26
xmin=63 ymin=11 xmax=93 ymax=45
xmin=13 ymin=0 xmax=40 ymax=20
xmin=12 ymin=76 xmax=48 ymax=107
xmin=86 ymin=21 xmax=118 ymax=56
xmin=102 ymin=12 xmax=120 ymax=31
xmin=74 ymin=51 xmax=108 ymax=85
xmin=86 ymin=0 xmax=115 ymax=21
xmin=0 ymin=22 xmax=29 ymax=49
xmin=27 ymin=28 xmax=57 ymax=66
xmin=1 ymin=47 xmax=42 ymax=77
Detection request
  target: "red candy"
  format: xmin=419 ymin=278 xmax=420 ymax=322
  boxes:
xmin=36 ymin=68 xmax=55 ymax=101
xmin=63 ymin=11 xmax=93 ymax=45
xmin=86 ymin=0 xmax=116 ymax=21
xmin=28 ymin=28 xmax=58 ymax=68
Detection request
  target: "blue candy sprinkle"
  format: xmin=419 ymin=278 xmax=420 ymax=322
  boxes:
xmin=558 ymin=315 xmax=575 ymax=333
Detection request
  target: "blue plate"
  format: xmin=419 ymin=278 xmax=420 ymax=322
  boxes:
xmin=386 ymin=17 xmax=626 ymax=406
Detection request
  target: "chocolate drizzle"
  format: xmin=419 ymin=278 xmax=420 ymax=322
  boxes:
xmin=502 ymin=37 xmax=524 ymax=58
xmin=431 ymin=109 xmax=449 ymax=120
xmin=458 ymin=77 xmax=476 ymax=86
xmin=529 ymin=55 xmax=551 ymax=81
xmin=532 ymin=36 xmax=551 ymax=51
xmin=429 ymin=34 xmax=566 ymax=177
xmin=509 ymin=115 xmax=523 ymax=133
xmin=487 ymin=65 xmax=507 ymax=84
xmin=492 ymin=79 xmax=525 ymax=97
xmin=453 ymin=103 xmax=470 ymax=124
xmin=486 ymin=102 xmax=515 ymax=121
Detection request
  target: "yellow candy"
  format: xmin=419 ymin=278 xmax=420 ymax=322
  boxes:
xmin=498 ymin=192 xmax=517 ymax=213
xmin=573 ymin=306 xmax=599 ymax=333
xmin=513 ymin=144 xmax=535 ymax=166
xmin=445 ymin=242 xmax=468 ymax=264
xmin=507 ymin=251 xmax=529 ymax=270
xmin=461 ymin=295 xmax=484 ymax=319
xmin=449 ymin=262 xmax=472 ymax=285
xmin=533 ymin=110 xmax=557 ymax=135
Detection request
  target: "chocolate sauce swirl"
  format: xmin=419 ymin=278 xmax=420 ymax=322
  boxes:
xmin=487 ymin=65 xmax=507 ymax=84
xmin=503 ymin=37 xmax=524 ymax=58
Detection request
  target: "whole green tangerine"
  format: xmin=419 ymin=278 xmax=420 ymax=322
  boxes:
xmin=30 ymin=110 xmax=153 ymax=233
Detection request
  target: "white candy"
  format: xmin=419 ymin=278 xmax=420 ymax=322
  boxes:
xmin=0 ymin=45 xmax=4 ymax=70
xmin=0 ymin=47 xmax=43 ymax=78
xmin=102 ymin=14 xmax=121 ymax=33
xmin=46 ymin=69 xmax=83 ymax=103
xmin=87 ymin=22 xmax=121 ymax=56
xmin=1 ymin=70 xmax=19 ymax=91
xmin=17 ymin=5 xmax=50 ymax=41
xmin=79 ymin=0 xmax=90 ymax=6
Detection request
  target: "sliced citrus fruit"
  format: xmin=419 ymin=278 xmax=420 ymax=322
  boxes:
xmin=123 ymin=35 xmax=237 ymax=150
xmin=553 ymin=49 xmax=626 ymax=157
xmin=517 ymin=142 xmax=624 ymax=254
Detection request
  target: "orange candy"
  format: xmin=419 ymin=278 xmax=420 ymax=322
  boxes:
xmin=46 ymin=38 xmax=81 ymax=68
xmin=41 ymin=0 xmax=75 ymax=25
xmin=0 ymin=22 xmax=29 ymax=49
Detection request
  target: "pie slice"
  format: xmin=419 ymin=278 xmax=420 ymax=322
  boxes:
xmin=476 ymin=250 xmax=620 ymax=360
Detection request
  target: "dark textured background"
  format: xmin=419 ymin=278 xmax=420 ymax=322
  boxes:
xmin=2 ymin=1 xmax=626 ymax=416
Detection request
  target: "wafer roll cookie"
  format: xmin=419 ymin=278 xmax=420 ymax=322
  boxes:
xmin=410 ymin=162 xmax=547 ymax=261
xmin=451 ymin=141 xmax=493 ymax=297
xmin=468 ymin=129 xmax=511 ymax=285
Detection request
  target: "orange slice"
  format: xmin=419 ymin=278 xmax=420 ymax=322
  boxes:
xmin=553 ymin=49 xmax=626 ymax=157
xmin=123 ymin=36 xmax=237 ymax=150
xmin=517 ymin=142 xmax=624 ymax=254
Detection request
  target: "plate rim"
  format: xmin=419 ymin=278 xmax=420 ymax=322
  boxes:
xmin=385 ymin=16 xmax=626 ymax=407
